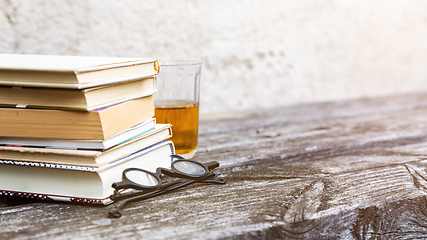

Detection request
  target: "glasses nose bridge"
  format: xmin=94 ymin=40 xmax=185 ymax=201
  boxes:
xmin=155 ymin=168 xmax=163 ymax=176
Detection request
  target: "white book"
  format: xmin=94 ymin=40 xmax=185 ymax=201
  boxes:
xmin=0 ymin=54 xmax=159 ymax=89
xmin=0 ymin=140 xmax=175 ymax=205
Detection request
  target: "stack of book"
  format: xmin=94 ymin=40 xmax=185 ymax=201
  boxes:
xmin=0 ymin=54 xmax=174 ymax=205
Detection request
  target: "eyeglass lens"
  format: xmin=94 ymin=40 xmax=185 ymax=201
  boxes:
xmin=125 ymin=170 xmax=159 ymax=187
xmin=173 ymin=161 xmax=206 ymax=175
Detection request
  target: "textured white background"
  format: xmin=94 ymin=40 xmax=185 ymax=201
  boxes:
xmin=1 ymin=0 xmax=427 ymax=116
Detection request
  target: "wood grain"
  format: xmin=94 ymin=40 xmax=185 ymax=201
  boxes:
xmin=3 ymin=93 xmax=427 ymax=239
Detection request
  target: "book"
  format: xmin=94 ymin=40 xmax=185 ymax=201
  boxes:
xmin=0 ymin=140 xmax=175 ymax=205
xmin=0 ymin=54 xmax=159 ymax=89
xmin=0 ymin=76 xmax=157 ymax=111
xmin=0 ymin=124 xmax=172 ymax=167
xmin=0 ymin=118 xmax=156 ymax=150
xmin=0 ymin=96 xmax=154 ymax=140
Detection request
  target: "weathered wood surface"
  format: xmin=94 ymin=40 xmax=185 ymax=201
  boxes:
xmin=3 ymin=93 xmax=427 ymax=239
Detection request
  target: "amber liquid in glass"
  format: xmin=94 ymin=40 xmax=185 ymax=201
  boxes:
xmin=155 ymin=101 xmax=199 ymax=155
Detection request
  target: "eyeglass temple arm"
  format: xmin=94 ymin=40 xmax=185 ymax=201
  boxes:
xmin=109 ymin=179 xmax=195 ymax=218
xmin=111 ymin=179 xmax=187 ymax=201
xmin=111 ymin=172 xmax=226 ymax=201
xmin=200 ymin=173 xmax=226 ymax=184
xmin=115 ymin=172 xmax=219 ymax=201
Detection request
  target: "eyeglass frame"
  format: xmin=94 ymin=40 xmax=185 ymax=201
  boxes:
xmin=111 ymin=155 xmax=221 ymax=196
xmin=108 ymin=155 xmax=226 ymax=218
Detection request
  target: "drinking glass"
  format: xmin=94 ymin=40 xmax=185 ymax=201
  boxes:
xmin=154 ymin=61 xmax=202 ymax=158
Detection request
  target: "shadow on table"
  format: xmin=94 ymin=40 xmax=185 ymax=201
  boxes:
xmin=0 ymin=195 xmax=42 ymax=207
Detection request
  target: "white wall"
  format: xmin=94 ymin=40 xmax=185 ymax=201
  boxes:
xmin=2 ymin=0 xmax=427 ymax=115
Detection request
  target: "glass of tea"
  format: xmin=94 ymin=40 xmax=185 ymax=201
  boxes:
xmin=154 ymin=61 xmax=202 ymax=158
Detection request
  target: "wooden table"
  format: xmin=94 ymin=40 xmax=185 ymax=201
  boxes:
xmin=3 ymin=93 xmax=427 ymax=239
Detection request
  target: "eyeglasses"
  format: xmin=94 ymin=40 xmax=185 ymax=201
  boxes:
xmin=108 ymin=155 xmax=225 ymax=218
